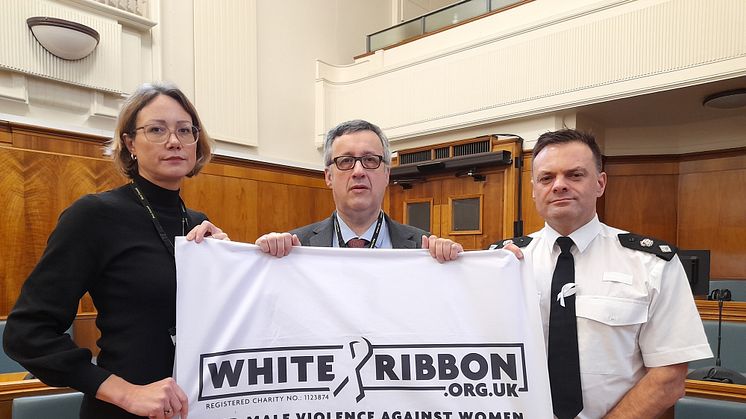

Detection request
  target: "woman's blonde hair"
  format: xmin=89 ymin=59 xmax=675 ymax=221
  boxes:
xmin=109 ymin=82 xmax=213 ymax=178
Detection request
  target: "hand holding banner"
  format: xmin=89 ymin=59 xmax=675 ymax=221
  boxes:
xmin=175 ymin=239 xmax=551 ymax=419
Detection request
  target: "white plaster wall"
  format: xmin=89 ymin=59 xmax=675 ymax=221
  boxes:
xmin=160 ymin=0 xmax=195 ymax=99
xmin=316 ymin=0 xmax=746 ymax=156
xmin=0 ymin=0 xmax=157 ymax=137
xmin=253 ymin=0 xmax=391 ymax=167
xmin=603 ymin=117 xmax=746 ymax=156
xmin=0 ymin=0 xmax=391 ymax=167
xmin=160 ymin=0 xmax=391 ymax=168
xmin=2 ymin=1 xmax=742 ymax=166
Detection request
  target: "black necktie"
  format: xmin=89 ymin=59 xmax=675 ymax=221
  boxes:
xmin=548 ymin=236 xmax=583 ymax=419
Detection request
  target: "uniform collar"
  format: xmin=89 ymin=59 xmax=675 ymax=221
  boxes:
xmin=542 ymin=214 xmax=601 ymax=254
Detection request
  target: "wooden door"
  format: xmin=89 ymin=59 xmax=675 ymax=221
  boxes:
xmin=388 ymin=168 xmax=511 ymax=250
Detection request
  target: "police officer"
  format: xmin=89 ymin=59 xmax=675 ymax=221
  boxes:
xmin=492 ymin=129 xmax=711 ymax=418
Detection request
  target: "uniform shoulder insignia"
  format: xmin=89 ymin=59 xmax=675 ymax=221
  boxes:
xmin=618 ymin=233 xmax=677 ymax=261
xmin=488 ymin=236 xmax=533 ymax=250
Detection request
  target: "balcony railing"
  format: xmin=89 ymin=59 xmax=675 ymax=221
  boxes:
xmin=366 ymin=0 xmax=528 ymax=53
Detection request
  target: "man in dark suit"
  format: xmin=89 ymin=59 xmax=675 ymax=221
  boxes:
xmin=257 ymin=119 xmax=461 ymax=261
xmin=290 ymin=212 xmax=425 ymax=249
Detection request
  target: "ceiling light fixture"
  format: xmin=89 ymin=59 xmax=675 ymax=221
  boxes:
xmin=27 ymin=17 xmax=100 ymax=61
xmin=702 ymin=88 xmax=746 ymax=109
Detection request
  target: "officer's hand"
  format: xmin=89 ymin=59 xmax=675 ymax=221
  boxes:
xmin=502 ymin=242 xmax=524 ymax=260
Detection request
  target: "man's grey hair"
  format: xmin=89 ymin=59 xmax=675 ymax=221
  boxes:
xmin=323 ymin=119 xmax=392 ymax=167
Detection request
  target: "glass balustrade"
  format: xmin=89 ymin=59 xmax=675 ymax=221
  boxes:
xmin=367 ymin=0 xmax=527 ymax=53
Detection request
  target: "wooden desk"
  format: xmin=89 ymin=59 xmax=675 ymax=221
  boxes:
xmin=685 ymin=379 xmax=746 ymax=402
xmin=0 ymin=377 xmax=72 ymax=419
xmin=0 ymin=373 xmax=27 ymax=383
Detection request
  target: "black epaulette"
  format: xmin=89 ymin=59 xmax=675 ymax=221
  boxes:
xmin=487 ymin=236 xmax=533 ymax=250
xmin=618 ymin=233 xmax=677 ymax=261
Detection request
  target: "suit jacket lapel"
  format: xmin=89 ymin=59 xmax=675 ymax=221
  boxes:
xmin=309 ymin=215 xmax=335 ymax=247
xmin=385 ymin=213 xmax=419 ymax=249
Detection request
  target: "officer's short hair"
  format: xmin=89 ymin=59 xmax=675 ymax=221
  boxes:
xmin=533 ymin=129 xmax=602 ymax=172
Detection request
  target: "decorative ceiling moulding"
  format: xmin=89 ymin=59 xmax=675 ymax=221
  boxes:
xmin=59 ymin=0 xmax=157 ymax=31
xmin=27 ymin=17 xmax=100 ymax=61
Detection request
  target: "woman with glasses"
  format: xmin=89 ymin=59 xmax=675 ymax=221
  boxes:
xmin=3 ymin=82 xmax=227 ymax=418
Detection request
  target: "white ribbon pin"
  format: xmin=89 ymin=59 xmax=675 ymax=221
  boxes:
xmin=556 ymin=283 xmax=577 ymax=307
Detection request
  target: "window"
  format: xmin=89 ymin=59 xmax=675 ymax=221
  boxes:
xmin=450 ymin=196 xmax=482 ymax=233
xmin=406 ymin=200 xmax=432 ymax=232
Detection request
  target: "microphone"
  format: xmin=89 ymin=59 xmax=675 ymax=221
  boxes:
xmin=687 ymin=289 xmax=746 ymax=384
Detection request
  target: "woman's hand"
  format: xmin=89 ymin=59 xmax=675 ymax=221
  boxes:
xmin=97 ymin=375 xmax=188 ymax=418
xmin=185 ymin=220 xmax=229 ymax=243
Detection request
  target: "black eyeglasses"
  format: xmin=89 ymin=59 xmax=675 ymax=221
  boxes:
xmin=330 ymin=155 xmax=384 ymax=170
xmin=133 ymin=123 xmax=199 ymax=145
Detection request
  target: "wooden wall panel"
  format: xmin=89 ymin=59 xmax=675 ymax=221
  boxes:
xmin=0 ymin=123 xmax=333 ymax=319
xmin=515 ymin=149 xmax=745 ymax=282
xmin=72 ymin=313 xmax=100 ymax=357
xmin=181 ymin=174 xmax=260 ymax=244
xmin=11 ymin=130 xmax=109 ymax=159
xmin=678 ymin=154 xmax=746 ymax=279
xmin=0 ymin=148 xmax=121 ymax=315
xmin=0 ymin=149 xmax=25 ymax=318
xmin=389 ymin=180 xmax=440 ymax=234
xmin=388 ymin=169 xmax=506 ymax=250
xmin=0 ymin=124 xmax=11 ymax=144
xmin=603 ymin=151 xmax=746 ymax=280
xmin=441 ymin=172 xmax=505 ymax=250
xmin=284 ymin=185 xmax=337 ymax=233
xmin=388 ymin=139 xmax=521 ymax=249
xmin=603 ymin=173 xmax=679 ymax=243
xmin=181 ymin=162 xmax=334 ymax=243
xmin=520 ymin=153 xmax=544 ymax=235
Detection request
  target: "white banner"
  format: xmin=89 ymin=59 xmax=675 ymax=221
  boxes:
xmin=175 ymin=239 xmax=551 ymax=419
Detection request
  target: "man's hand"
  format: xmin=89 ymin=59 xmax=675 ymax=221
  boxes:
xmin=604 ymin=363 xmax=687 ymax=418
xmin=185 ymin=221 xmax=229 ymax=243
xmin=256 ymin=232 xmax=301 ymax=257
xmin=422 ymin=235 xmax=463 ymax=263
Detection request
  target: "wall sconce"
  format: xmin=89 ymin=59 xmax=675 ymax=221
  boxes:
xmin=27 ymin=17 xmax=100 ymax=61
xmin=702 ymin=89 xmax=746 ymax=109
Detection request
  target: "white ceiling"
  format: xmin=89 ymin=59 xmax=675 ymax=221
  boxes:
xmin=576 ymin=75 xmax=746 ymax=129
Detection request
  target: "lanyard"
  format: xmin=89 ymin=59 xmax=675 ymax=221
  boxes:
xmin=334 ymin=211 xmax=384 ymax=249
xmin=130 ymin=182 xmax=190 ymax=257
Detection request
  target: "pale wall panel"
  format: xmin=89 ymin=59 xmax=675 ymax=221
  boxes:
xmin=193 ymin=0 xmax=258 ymax=147
xmin=316 ymin=0 xmax=746 ymax=144
xmin=0 ymin=0 xmax=123 ymax=93
xmin=0 ymin=0 xmax=158 ymax=140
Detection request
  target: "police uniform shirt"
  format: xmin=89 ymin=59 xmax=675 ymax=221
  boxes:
xmin=520 ymin=215 xmax=712 ymax=418
xmin=333 ymin=212 xmax=392 ymax=248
